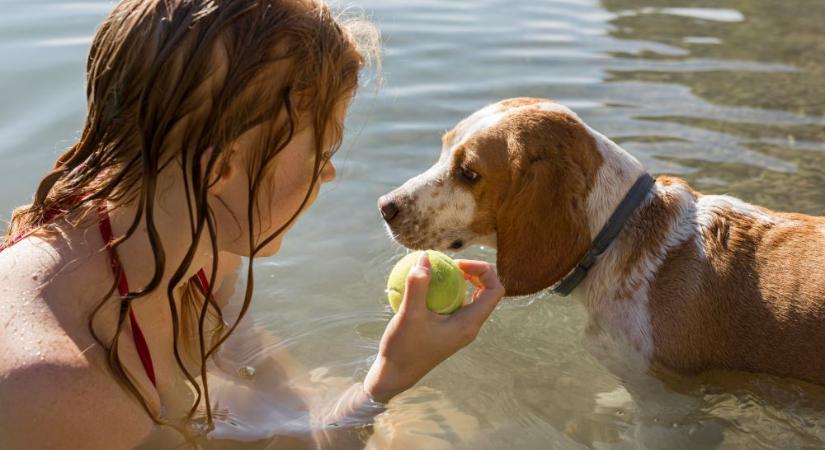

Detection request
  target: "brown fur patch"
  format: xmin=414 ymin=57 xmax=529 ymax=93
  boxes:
xmin=499 ymin=97 xmax=554 ymax=109
xmin=614 ymin=177 xmax=697 ymax=297
xmin=458 ymin=102 xmax=604 ymax=295
xmin=648 ymin=199 xmax=825 ymax=384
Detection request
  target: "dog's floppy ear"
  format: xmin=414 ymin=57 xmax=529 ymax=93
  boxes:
xmin=495 ymin=135 xmax=595 ymax=297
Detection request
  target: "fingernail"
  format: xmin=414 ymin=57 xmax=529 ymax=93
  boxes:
xmin=417 ymin=253 xmax=430 ymax=267
xmin=463 ymin=272 xmax=471 ymax=280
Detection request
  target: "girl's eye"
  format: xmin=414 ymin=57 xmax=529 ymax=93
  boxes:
xmin=460 ymin=166 xmax=479 ymax=183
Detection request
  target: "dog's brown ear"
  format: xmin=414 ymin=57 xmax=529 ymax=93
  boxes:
xmin=495 ymin=143 xmax=594 ymax=297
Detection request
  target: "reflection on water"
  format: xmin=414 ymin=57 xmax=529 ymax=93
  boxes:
xmin=603 ymin=0 xmax=825 ymax=214
xmin=2 ymin=0 xmax=825 ymax=449
xmin=605 ymin=0 xmax=825 ymax=115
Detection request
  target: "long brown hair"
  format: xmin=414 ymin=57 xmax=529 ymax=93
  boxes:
xmin=5 ymin=0 xmax=378 ymax=434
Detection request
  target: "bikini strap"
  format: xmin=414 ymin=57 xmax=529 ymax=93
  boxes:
xmin=1 ymin=199 xmax=211 ymax=389
xmin=96 ymin=202 xmax=157 ymax=387
xmin=196 ymin=268 xmax=212 ymax=293
xmin=96 ymin=202 xmax=214 ymax=389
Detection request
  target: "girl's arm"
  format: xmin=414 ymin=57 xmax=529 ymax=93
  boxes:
xmin=204 ymin=253 xmax=373 ymax=448
xmin=205 ymin=252 xmax=503 ymax=450
xmin=316 ymin=256 xmax=503 ymax=448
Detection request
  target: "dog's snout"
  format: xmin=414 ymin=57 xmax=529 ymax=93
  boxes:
xmin=378 ymin=196 xmax=400 ymax=222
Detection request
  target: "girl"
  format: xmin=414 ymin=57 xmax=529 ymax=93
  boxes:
xmin=0 ymin=0 xmax=504 ymax=449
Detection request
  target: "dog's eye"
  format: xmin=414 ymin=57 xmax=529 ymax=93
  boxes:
xmin=460 ymin=166 xmax=479 ymax=183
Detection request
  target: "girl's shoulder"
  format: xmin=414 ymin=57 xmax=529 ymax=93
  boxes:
xmin=0 ymin=338 xmax=155 ymax=449
xmin=0 ymin=235 xmax=154 ymax=448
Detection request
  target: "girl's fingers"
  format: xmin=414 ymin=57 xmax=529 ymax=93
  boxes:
xmin=398 ymin=253 xmax=432 ymax=317
xmin=455 ymin=260 xmax=501 ymax=291
xmin=464 ymin=272 xmax=484 ymax=291
xmin=453 ymin=260 xmax=505 ymax=328
xmin=452 ymin=282 xmax=504 ymax=331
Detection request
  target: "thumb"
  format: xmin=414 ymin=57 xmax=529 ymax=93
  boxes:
xmin=399 ymin=253 xmax=431 ymax=317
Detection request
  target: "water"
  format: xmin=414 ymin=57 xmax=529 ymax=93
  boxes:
xmin=2 ymin=0 xmax=825 ymax=448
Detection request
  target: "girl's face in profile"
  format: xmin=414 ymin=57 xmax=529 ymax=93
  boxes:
xmin=209 ymin=102 xmax=346 ymax=257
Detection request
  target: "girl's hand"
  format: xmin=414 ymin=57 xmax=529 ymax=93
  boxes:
xmin=364 ymin=254 xmax=505 ymax=403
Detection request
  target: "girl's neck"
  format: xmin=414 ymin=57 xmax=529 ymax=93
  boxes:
xmin=39 ymin=197 xmax=216 ymax=417
xmin=105 ymin=198 xmax=214 ymax=297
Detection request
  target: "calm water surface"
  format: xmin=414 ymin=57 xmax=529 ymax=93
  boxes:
xmin=2 ymin=0 xmax=825 ymax=448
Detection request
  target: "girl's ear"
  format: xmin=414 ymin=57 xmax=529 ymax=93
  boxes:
xmin=201 ymin=144 xmax=239 ymax=193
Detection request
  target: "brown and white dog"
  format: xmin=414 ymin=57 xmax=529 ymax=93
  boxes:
xmin=378 ymin=97 xmax=825 ymax=386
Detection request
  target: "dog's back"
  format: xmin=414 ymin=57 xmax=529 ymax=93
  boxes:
xmin=645 ymin=187 xmax=825 ymax=384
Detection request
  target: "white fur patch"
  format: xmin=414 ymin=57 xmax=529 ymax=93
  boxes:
xmin=577 ymin=180 xmax=699 ymax=367
xmin=583 ymin=126 xmax=646 ymax=239
xmin=391 ymin=101 xmax=515 ymax=248
xmin=696 ymin=195 xmax=776 ymax=228
xmin=418 ymin=178 xmax=476 ymax=231
xmin=530 ymin=101 xmax=580 ymax=117
xmin=449 ymin=102 xmax=507 ymax=148
xmin=391 ymin=158 xmax=478 ymax=248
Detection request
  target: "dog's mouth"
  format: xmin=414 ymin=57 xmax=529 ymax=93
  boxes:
xmin=384 ymin=220 xmax=469 ymax=252
xmin=383 ymin=221 xmax=424 ymax=249
xmin=379 ymin=193 xmax=473 ymax=251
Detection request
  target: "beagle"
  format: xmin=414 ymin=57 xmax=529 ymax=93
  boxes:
xmin=378 ymin=97 xmax=825 ymax=385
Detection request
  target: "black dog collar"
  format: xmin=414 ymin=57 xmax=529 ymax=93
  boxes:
xmin=552 ymin=173 xmax=656 ymax=296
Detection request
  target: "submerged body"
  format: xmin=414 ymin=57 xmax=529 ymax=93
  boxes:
xmin=379 ymin=97 xmax=825 ymax=386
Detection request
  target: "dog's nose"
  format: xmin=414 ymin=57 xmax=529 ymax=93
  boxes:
xmin=378 ymin=196 xmax=400 ymax=222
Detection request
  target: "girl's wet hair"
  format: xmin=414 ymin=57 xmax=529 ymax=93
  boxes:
xmin=5 ymin=0 xmax=378 ymax=436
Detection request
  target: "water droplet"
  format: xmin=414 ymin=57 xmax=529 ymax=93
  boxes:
xmin=188 ymin=420 xmax=209 ymax=435
xmin=239 ymin=366 xmax=256 ymax=379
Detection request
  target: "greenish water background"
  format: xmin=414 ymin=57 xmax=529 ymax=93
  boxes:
xmin=2 ymin=0 xmax=825 ymax=448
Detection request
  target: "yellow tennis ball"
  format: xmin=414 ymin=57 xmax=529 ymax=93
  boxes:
xmin=386 ymin=250 xmax=466 ymax=315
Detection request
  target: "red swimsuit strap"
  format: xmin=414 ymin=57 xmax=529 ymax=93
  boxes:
xmin=0 ymin=200 xmax=158 ymax=385
xmin=96 ymin=203 xmax=158 ymax=387
xmin=96 ymin=203 xmax=213 ymax=389
xmin=1 ymin=199 xmax=213 ymax=390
